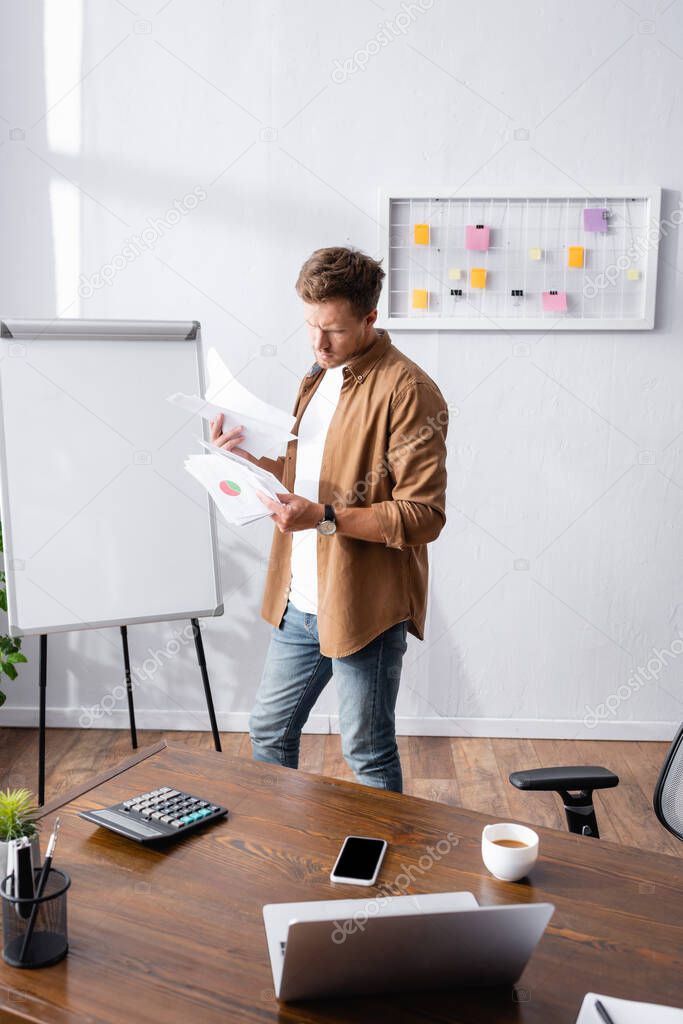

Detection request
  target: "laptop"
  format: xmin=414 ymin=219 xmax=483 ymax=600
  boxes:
xmin=263 ymin=891 xmax=554 ymax=1002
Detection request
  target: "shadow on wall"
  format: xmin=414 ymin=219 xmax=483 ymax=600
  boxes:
xmin=421 ymin=593 xmax=478 ymax=725
xmin=654 ymin=189 xmax=681 ymax=333
xmin=201 ymin=527 xmax=274 ymax=712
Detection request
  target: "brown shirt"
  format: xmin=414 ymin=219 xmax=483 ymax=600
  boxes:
xmin=259 ymin=330 xmax=448 ymax=658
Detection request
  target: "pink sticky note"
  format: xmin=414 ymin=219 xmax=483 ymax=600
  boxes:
xmin=465 ymin=225 xmax=490 ymax=251
xmin=583 ymin=208 xmax=608 ymax=232
xmin=542 ymin=290 xmax=567 ymax=312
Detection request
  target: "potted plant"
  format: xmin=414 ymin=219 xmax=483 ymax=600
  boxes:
xmin=0 ymin=789 xmax=40 ymax=885
xmin=0 ymin=521 xmax=27 ymax=707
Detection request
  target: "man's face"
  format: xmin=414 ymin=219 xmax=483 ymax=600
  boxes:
xmin=303 ymin=299 xmax=376 ymax=368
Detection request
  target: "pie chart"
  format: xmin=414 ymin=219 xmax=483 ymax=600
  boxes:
xmin=219 ymin=479 xmax=241 ymax=497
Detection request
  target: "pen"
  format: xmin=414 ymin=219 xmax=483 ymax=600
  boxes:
xmin=19 ymin=817 xmax=61 ymax=962
xmin=595 ymin=999 xmax=616 ymax=1024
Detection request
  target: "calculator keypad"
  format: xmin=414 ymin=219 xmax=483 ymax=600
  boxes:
xmin=121 ymin=787 xmax=222 ymax=831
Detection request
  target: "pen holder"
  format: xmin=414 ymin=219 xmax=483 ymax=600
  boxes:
xmin=0 ymin=868 xmax=70 ymax=968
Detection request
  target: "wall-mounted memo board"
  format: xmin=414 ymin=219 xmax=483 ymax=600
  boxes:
xmin=379 ymin=188 xmax=661 ymax=330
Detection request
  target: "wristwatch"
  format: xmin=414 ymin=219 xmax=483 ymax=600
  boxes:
xmin=316 ymin=503 xmax=337 ymax=536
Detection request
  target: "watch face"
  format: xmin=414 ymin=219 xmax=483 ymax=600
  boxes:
xmin=317 ymin=519 xmax=337 ymax=536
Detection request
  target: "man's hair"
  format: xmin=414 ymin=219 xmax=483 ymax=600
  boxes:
xmin=295 ymin=247 xmax=385 ymax=318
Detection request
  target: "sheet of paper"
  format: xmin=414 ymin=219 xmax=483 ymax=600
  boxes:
xmin=529 ymin=247 xmax=543 ymax=260
xmin=412 ymin=288 xmax=428 ymax=309
xmin=568 ymin=245 xmax=584 ymax=268
xmin=542 ymin=290 xmax=567 ymax=312
xmin=465 ymin=225 xmax=490 ymax=250
xmin=167 ymin=391 xmax=295 ymax=461
xmin=184 ymin=451 xmax=287 ymax=526
xmin=205 ymin=348 xmax=294 ymax=434
xmin=195 ymin=439 xmax=284 ymax=496
xmin=413 ymin=223 xmax=429 ymax=245
xmin=470 ymin=267 xmax=487 ymax=288
xmin=583 ymin=208 xmax=609 ymax=232
xmin=167 ymin=347 xmax=296 ymax=460
xmin=576 ymin=992 xmax=683 ymax=1023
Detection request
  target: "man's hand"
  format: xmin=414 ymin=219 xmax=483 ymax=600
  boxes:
xmin=257 ymin=492 xmax=323 ymax=533
xmin=257 ymin=493 xmax=386 ymax=542
xmin=209 ymin=412 xmax=256 ymax=464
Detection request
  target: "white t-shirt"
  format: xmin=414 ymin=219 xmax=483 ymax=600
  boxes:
xmin=288 ymin=364 xmax=346 ymax=614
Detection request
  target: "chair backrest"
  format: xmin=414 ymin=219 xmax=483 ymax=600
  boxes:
xmin=653 ymin=723 xmax=683 ymax=842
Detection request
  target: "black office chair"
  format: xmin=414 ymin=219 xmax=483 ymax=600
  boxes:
xmin=508 ymin=722 xmax=683 ymax=841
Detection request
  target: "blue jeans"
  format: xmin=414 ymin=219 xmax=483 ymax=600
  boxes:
xmin=249 ymin=601 xmax=407 ymax=792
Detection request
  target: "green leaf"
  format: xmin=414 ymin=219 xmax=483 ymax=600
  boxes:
xmin=7 ymin=652 xmax=27 ymax=663
xmin=0 ymin=592 xmax=7 ymax=612
xmin=0 ymin=788 xmax=40 ymax=841
xmin=0 ymin=690 xmax=5 ymax=706
xmin=2 ymin=663 xmax=17 ymax=680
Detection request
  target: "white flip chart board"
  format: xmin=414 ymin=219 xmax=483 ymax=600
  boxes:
xmin=0 ymin=318 xmax=222 ymax=636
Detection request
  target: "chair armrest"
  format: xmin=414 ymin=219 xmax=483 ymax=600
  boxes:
xmin=509 ymin=766 xmax=619 ymax=792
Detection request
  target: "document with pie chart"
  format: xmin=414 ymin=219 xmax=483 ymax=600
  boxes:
xmin=184 ymin=441 xmax=289 ymax=527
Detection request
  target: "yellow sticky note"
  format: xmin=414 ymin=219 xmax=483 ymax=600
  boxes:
xmin=448 ymin=267 xmax=462 ymax=280
xmin=412 ymin=288 xmax=428 ymax=309
xmin=414 ymin=224 xmax=429 ymax=245
xmin=568 ymin=245 xmax=584 ymax=268
xmin=627 ymin=268 xmax=641 ymax=280
xmin=470 ymin=267 xmax=487 ymax=289
xmin=529 ymin=247 xmax=542 ymax=261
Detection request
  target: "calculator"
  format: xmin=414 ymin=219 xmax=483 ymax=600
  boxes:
xmin=78 ymin=786 xmax=229 ymax=844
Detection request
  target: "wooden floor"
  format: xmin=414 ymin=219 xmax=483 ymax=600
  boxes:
xmin=2 ymin=729 xmax=680 ymax=858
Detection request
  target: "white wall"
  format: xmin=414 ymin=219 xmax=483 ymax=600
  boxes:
xmin=1 ymin=0 xmax=682 ymax=740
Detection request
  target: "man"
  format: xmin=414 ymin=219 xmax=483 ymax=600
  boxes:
xmin=211 ymin=247 xmax=448 ymax=792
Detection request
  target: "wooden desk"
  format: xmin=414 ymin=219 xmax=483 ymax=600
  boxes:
xmin=1 ymin=740 xmax=681 ymax=1023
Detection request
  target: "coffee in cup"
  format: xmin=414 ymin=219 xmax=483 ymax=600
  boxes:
xmin=481 ymin=823 xmax=539 ymax=881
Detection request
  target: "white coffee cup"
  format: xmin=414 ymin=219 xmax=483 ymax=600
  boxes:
xmin=481 ymin=822 xmax=539 ymax=881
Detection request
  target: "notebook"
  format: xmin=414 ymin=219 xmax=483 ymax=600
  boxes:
xmin=576 ymin=993 xmax=683 ymax=1022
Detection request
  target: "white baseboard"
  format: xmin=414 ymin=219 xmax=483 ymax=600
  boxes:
xmin=0 ymin=707 xmax=678 ymax=741
xmin=0 ymin=707 xmax=330 ymax=734
xmin=389 ymin=716 xmax=678 ymax=741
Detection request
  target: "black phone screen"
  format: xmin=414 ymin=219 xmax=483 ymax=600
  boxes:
xmin=333 ymin=837 xmax=386 ymax=880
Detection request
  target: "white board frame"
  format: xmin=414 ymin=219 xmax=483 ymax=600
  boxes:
xmin=378 ymin=187 xmax=661 ymax=331
xmin=0 ymin=318 xmax=223 ymax=636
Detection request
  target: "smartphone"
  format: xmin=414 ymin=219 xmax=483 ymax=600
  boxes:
xmin=330 ymin=835 xmax=388 ymax=886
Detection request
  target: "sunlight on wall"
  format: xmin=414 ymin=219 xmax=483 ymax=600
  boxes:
xmin=49 ymin=178 xmax=80 ymax=314
xmin=43 ymin=0 xmax=83 ymax=155
xmin=44 ymin=0 xmax=83 ymax=314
